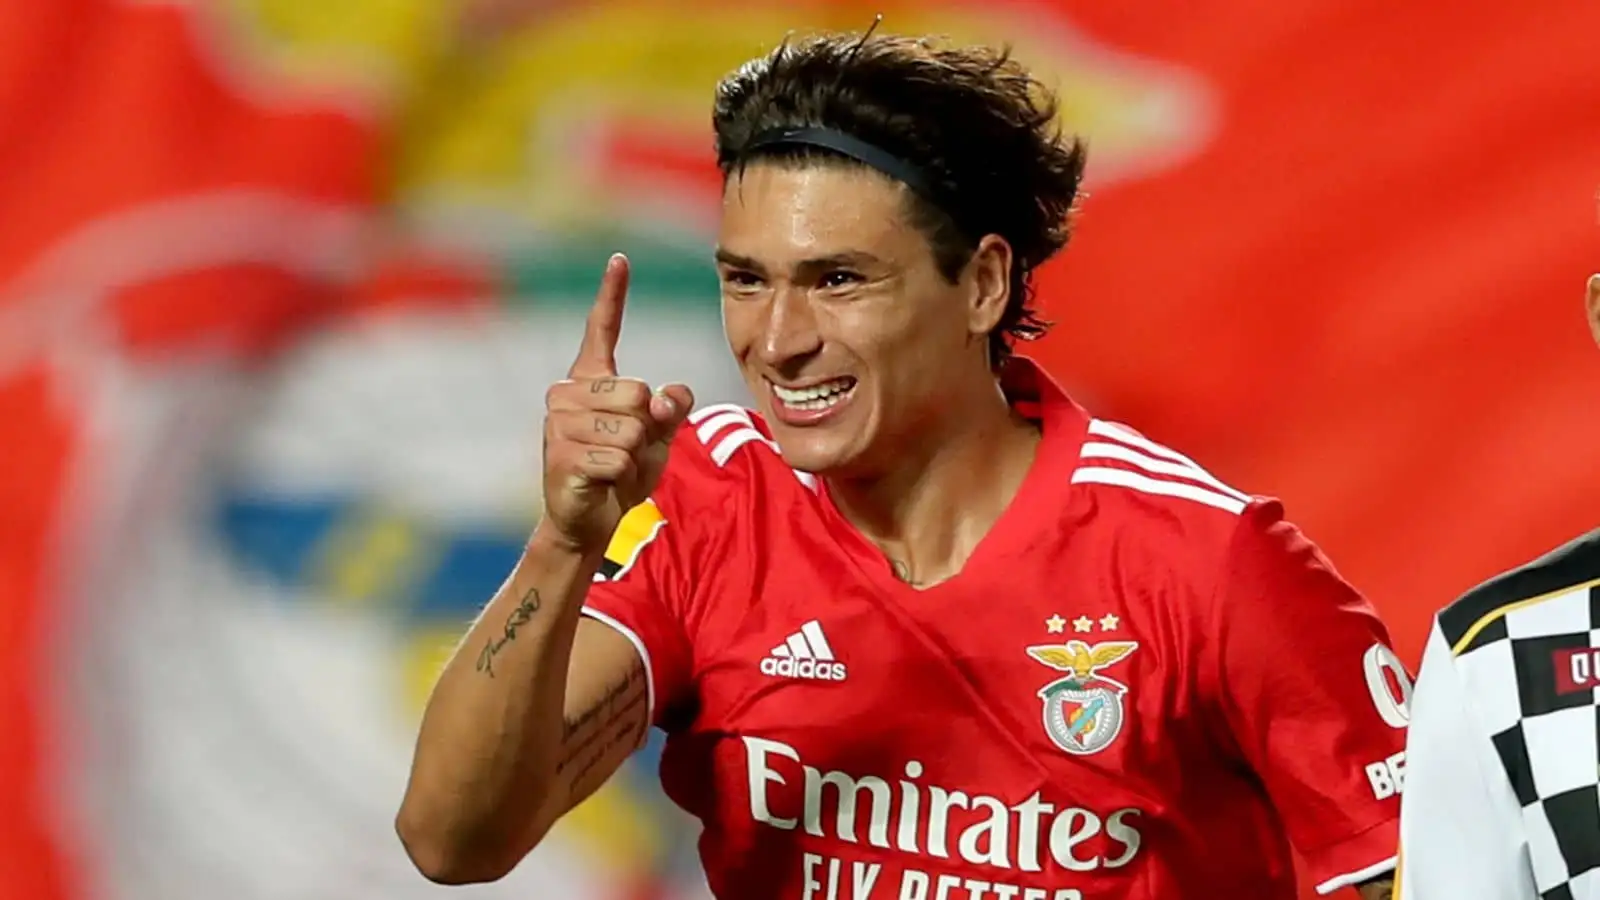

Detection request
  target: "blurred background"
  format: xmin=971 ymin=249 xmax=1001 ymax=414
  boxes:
xmin=1 ymin=1 xmax=1596 ymax=898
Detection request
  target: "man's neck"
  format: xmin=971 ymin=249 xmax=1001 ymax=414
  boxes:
xmin=826 ymin=383 xmax=1041 ymax=588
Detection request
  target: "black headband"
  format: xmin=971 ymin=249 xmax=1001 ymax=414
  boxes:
xmin=739 ymin=126 xmax=938 ymax=200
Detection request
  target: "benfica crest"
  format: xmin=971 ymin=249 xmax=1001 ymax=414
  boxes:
xmin=1026 ymin=640 xmax=1139 ymax=756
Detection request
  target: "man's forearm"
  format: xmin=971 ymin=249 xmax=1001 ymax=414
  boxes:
xmin=397 ymin=528 xmax=604 ymax=879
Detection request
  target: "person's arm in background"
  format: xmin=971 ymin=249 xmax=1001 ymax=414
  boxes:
xmin=1394 ymin=620 xmax=1537 ymax=900
xmin=396 ymin=255 xmax=695 ymax=883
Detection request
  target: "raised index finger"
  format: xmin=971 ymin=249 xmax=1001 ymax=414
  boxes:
xmin=569 ymin=253 xmax=630 ymax=379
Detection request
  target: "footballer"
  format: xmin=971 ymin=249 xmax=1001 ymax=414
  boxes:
xmin=398 ymin=32 xmax=1407 ymax=900
xmin=1395 ymin=277 xmax=1600 ymax=900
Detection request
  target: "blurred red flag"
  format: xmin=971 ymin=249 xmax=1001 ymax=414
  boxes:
xmin=1 ymin=2 xmax=1596 ymax=899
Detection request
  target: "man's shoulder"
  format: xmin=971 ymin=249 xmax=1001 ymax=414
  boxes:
xmin=1437 ymin=528 xmax=1600 ymax=657
xmin=599 ymin=405 xmax=804 ymax=582
xmin=1033 ymin=415 xmax=1302 ymax=611
xmin=1067 ymin=416 xmax=1260 ymax=547
xmin=657 ymin=403 xmax=817 ymax=506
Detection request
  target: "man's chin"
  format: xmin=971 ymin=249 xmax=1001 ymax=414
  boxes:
xmin=768 ymin=431 xmax=860 ymax=477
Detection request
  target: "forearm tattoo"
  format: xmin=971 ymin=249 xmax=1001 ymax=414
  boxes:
xmin=556 ymin=659 xmax=649 ymax=797
xmin=474 ymin=587 xmax=542 ymax=678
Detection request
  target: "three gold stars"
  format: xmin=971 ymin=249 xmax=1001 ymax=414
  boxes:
xmin=1044 ymin=613 xmax=1121 ymax=634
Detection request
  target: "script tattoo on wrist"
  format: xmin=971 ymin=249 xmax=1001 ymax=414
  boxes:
xmin=555 ymin=659 xmax=649 ymax=796
xmin=475 ymin=587 xmax=542 ymax=678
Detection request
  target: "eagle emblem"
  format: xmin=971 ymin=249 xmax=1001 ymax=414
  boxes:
xmin=1026 ymin=640 xmax=1139 ymax=756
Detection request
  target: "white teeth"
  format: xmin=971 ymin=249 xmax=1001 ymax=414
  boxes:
xmin=772 ymin=378 xmax=854 ymax=411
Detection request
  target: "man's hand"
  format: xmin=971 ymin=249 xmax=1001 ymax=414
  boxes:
xmin=540 ymin=253 xmax=694 ymax=552
xmin=1355 ymin=876 xmax=1394 ymax=900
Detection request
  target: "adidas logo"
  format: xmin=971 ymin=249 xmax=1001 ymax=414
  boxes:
xmin=760 ymin=620 xmax=847 ymax=682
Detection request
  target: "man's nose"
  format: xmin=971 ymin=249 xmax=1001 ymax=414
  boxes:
xmin=757 ymin=285 xmax=823 ymax=365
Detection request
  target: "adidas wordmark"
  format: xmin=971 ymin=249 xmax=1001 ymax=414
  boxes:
xmin=760 ymin=620 xmax=847 ymax=681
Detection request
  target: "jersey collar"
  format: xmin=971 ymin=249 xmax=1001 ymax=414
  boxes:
xmin=1002 ymin=354 xmax=1090 ymax=461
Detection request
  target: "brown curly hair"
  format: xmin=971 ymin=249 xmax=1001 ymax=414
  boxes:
xmin=712 ymin=32 xmax=1088 ymax=367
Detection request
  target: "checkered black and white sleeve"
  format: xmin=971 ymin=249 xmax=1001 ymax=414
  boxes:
xmin=1399 ymin=620 xmax=1538 ymax=899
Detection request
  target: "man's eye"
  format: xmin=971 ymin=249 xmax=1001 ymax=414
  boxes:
xmin=723 ymin=270 xmax=762 ymax=288
xmin=819 ymin=271 xmax=863 ymax=288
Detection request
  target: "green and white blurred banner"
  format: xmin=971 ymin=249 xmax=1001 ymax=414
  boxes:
xmin=64 ymin=294 xmax=740 ymax=900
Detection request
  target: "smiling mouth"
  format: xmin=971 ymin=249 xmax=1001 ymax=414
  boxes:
xmin=770 ymin=376 xmax=858 ymax=412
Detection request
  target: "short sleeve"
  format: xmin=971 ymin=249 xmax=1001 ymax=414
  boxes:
xmin=1210 ymin=502 xmax=1408 ymax=894
xmin=1396 ymin=621 xmax=1535 ymax=900
xmin=582 ymin=495 xmax=697 ymax=730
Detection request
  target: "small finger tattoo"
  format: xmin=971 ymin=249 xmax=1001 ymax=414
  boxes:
xmin=594 ymin=416 xmax=621 ymax=435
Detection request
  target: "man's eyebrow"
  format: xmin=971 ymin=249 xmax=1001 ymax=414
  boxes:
xmin=713 ymin=248 xmax=762 ymax=271
xmin=798 ymin=251 xmax=884 ymax=269
xmin=712 ymin=249 xmax=887 ymax=272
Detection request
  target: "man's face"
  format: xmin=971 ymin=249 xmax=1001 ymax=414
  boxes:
xmin=715 ymin=162 xmax=1007 ymax=476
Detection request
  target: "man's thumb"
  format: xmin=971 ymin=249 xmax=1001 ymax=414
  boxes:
xmin=649 ymin=383 xmax=695 ymax=438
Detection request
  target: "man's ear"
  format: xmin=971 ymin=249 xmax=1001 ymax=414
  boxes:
xmin=967 ymin=234 xmax=1013 ymax=340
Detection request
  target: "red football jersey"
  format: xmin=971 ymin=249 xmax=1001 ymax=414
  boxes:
xmin=583 ymin=359 xmax=1407 ymax=900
